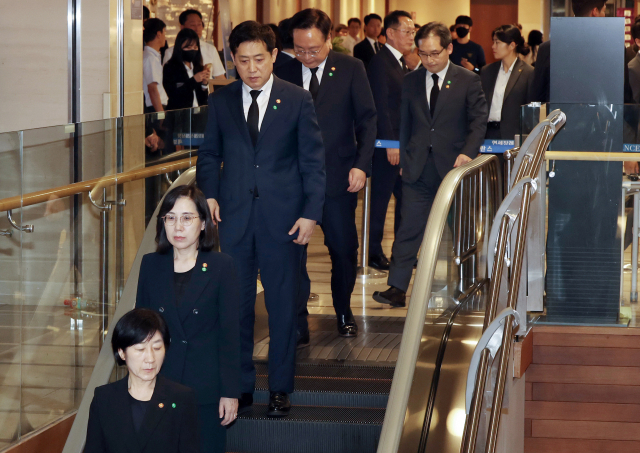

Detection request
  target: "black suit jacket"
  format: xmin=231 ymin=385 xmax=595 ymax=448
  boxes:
xmin=400 ymin=63 xmax=488 ymax=183
xmin=274 ymin=51 xmax=377 ymax=197
xmin=85 ymin=375 xmax=199 ymax=453
xmin=353 ymin=39 xmax=377 ymax=69
xmin=136 ymin=250 xmax=240 ymax=405
xmin=368 ymin=45 xmax=405 ymax=141
xmin=480 ymin=58 xmax=533 ymax=139
xmin=163 ymin=60 xmax=209 ymax=111
xmin=274 ymin=51 xmax=293 ymax=69
xmin=196 ymin=76 xmax=326 ymax=245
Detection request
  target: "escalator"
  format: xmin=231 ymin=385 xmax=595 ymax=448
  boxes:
xmin=60 ymin=110 xmax=564 ymax=453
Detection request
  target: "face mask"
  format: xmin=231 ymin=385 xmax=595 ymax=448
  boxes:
xmin=456 ymin=27 xmax=469 ymax=39
xmin=183 ymin=50 xmax=198 ymax=63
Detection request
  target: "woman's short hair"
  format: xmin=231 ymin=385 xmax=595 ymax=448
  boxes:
xmin=112 ymin=308 xmax=170 ymax=366
xmin=492 ymin=25 xmax=526 ymax=55
xmin=156 ymin=185 xmax=216 ymax=254
xmin=169 ymin=28 xmax=203 ymax=72
xmin=415 ymin=22 xmax=452 ymax=49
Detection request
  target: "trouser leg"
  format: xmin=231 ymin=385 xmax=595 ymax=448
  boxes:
xmin=370 ymin=148 xmax=401 ymax=256
xmin=296 ymin=245 xmax=310 ymax=336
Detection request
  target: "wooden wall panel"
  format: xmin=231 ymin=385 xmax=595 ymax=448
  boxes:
xmin=526 ymin=401 xmax=640 ymax=422
xmin=532 ymin=383 xmax=640 ymax=404
xmin=469 ymin=1 xmax=518 ymax=65
xmin=526 ymin=438 xmax=640 ymax=453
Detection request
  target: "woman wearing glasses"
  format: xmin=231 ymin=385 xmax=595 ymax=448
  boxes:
xmin=136 ymin=184 xmax=240 ymax=453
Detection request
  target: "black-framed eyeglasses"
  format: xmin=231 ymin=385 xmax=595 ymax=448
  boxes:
xmin=418 ymin=47 xmax=446 ymax=60
xmin=162 ymin=214 xmax=201 ymax=226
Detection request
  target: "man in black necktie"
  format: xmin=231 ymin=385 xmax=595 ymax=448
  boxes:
xmin=353 ymin=13 xmax=383 ymax=69
xmin=197 ymin=21 xmax=325 ymax=417
xmin=373 ymin=22 xmax=487 ymax=307
xmin=366 ymin=10 xmax=415 ymax=271
xmin=274 ymin=8 xmax=377 ymax=341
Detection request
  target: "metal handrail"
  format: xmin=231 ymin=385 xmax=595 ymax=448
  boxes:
xmin=376 ymin=154 xmax=500 ymax=453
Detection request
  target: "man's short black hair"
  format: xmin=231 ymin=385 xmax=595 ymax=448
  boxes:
xmin=632 ymin=21 xmax=640 ymax=41
xmin=415 ymin=22 xmax=452 ymax=49
xmin=383 ymin=10 xmax=412 ymax=31
xmin=267 ymin=23 xmax=282 ymax=51
xmin=156 ymin=185 xmax=216 ymax=253
xmin=449 ymin=24 xmax=456 ymax=33
xmin=179 ymin=9 xmax=202 ymax=26
xmin=348 ymin=18 xmax=361 ymax=26
xmin=571 ymin=0 xmax=606 ymax=17
xmin=289 ymin=8 xmax=333 ymax=40
xmin=364 ymin=13 xmax=382 ymax=26
xmin=143 ymin=18 xmax=166 ymax=44
xmin=228 ymin=21 xmax=276 ymax=55
xmin=455 ymin=15 xmax=473 ymax=27
xmin=143 ymin=6 xmax=150 ymax=21
xmin=112 ymin=308 xmax=170 ymax=366
xmin=278 ymin=18 xmax=294 ymax=49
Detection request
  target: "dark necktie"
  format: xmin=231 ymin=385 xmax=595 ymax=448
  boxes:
xmin=374 ymin=41 xmax=380 ymax=53
xmin=430 ymin=73 xmax=440 ymax=118
xmin=309 ymin=67 xmax=320 ymax=101
xmin=399 ymin=56 xmax=409 ymax=74
xmin=247 ymin=89 xmax=261 ymax=147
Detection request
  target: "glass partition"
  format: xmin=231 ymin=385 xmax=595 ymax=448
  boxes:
xmin=0 ymin=107 xmax=203 ymax=451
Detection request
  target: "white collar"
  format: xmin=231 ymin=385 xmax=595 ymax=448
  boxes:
xmin=144 ymin=46 xmax=161 ymax=57
xmin=501 ymin=57 xmax=518 ymax=74
xmin=366 ymin=36 xmax=377 ymax=46
xmin=303 ymin=56 xmax=328 ymax=72
xmin=242 ymin=73 xmax=274 ymax=95
xmin=385 ymin=43 xmax=403 ymax=62
xmin=427 ymin=60 xmax=450 ymax=80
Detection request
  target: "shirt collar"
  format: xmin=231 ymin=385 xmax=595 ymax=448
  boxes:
xmin=366 ymin=36 xmax=377 ymax=47
xmin=144 ymin=46 xmax=160 ymax=58
xmin=427 ymin=60 xmax=450 ymax=81
xmin=242 ymin=73 xmax=274 ymax=97
xmin=303 ymin=56 xmax=328 ymax=73
xmin=501 ymin=57 xmax=517 ymax=74
xmin=385 ymin=43 xmax=403 ymax=62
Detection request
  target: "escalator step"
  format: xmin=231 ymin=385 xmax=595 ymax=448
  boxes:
xmin=227 ymin=405 xmax=384 ymax=453
xmin=257 ymin=361 xmax=395 ymax=380
xmin=252 ymin=388 xmax=389 ymax=408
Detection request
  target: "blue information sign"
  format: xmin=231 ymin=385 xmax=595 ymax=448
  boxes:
xmin=173 ymin=132 xmax=204 ymax=147
xmin=479 ymin=139 xmax=515 ymax=154
xmin=374 ymin=140 xmax=400 ymax=149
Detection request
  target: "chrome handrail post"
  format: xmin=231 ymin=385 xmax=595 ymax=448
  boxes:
xmin=358 ymin=177 xmax=386 ymax=280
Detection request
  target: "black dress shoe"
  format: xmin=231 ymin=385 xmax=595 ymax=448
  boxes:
xmin=368 ymin=253 xmax=390 ymax=270
xmin=267 ymin=392 xmax=291 ymax=417
xmin=238 ymin=392 xmax=253 ymax=415
xmin=297 ymin=331 xmax=310 ymax=348
xmin=372 ymin=286 xmax=406 ymax=308
xmin=337 ymin=312 xmax=358 ymax=337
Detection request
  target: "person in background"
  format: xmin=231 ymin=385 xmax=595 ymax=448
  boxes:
xmin=524 ymin=30 xmax=543 ymax=66
xmin=628 ymin=21 xmax=640 ymax=103
xmin=163 ymin=28 xmax=210 ymax=111
xmin=449 ymin=24 xmax=458 ymax=41
xmin=143 ymin=6 xmax=150 ymax=24
xmin=378 ymin=28 xmax=387 ymax=45
xmin=85 ymin=308 xmax=199 ymax=453
xmin=164 ymin=9 xmax=226 ymax=79
xmin=335 ymin=24 xmax=349 ymax=37
xmin=367 ymin=10 xmax=414 ymax=271
xmin=332 ymin=25 xmax=350 ymax=54
xmin=353 ymin=13 xmax=383 ymax=69
xmin=373 ymin=22 xmax=487 ymax=308
xmin=450 ymin=15 xmax=485 ymax=73
xmin=342 ymin=18 xmax=362 ymax=55
xmin=480 ymin=25 xmax=533 ymax=141
xmin=137 ymin=185 xmax=240 ymax=453
xmin=143 ymin=18 xmax=168 ymax=113
xmin=278 ymin=18 xmax=296 ymax=59
xmin=197 ymin=21 xmax=325 ymax=418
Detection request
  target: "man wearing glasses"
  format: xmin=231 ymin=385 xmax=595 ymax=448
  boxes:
xmin=373 ymin=22 xmax=487 ymax=307
xmin=275 ymin=8 xmax=377 ymax=342
xmin=366 ymin=10 xmax=416 ymax=272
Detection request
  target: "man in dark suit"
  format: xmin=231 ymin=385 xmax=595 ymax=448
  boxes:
xmin=367 ymin=10 xmax=415 ymax=271
xmin=353 ymin=13 xmax=383 ymax=69
xmin=275 ymin=8 xmax=377 ymax=341
xmin=197 ymin=21 xmax=325 ymax=417
xmin=274 ymin=18 xmax=295 ymax=69
xmin=373 ymin=22 xmax=487 ymax=307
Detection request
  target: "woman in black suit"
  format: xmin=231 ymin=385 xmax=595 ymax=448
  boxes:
xmin=163 ymin=28 xmax=210 ymax=111
xmin=480 ymin=25 xmax=534 ymax=141
xmin=85 ymin=308 xmax=199 ymax=453
xmin=136 ymin=185 xmax=240 ymax=453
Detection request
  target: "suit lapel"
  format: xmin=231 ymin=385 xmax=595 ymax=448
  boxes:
xmin=432 ymin=64 xmax=458 ymax=121
xmin=177 ymin=250 xmax=213 ymax=314
xmin=382 ymin=46 xmax=405 ymax=77
xmin=314 ymin=51 xmax=336 ymax=106
xmin=503 ymin=58 xmax=524 ymax=101
xmin=226 ymin=81 xmax=253 ymax=149
xmin=291 ymin=59 xmax=304 ymax=88
xmin=156 ymin=253 xmax=187 ymax=339
xmin=137 ymin=376 xmax=170 ymax=453
xmin=414 ymin=67 xmax=430 ymax=122
xmin=256 ymin=77 xmax=284 ymax=147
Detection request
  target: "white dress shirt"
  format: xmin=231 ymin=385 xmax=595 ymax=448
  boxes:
xmin=143 ymin=46 xmax=168 ymax=107
xmin=426 ymin=61 xmax=450 ymax=110
xmin=385 ymin=43 xmax=404 ymax=68
xmin=242 ymin=74 xmax=274 ymax=130
xmin=164 ymin=39 xmax=226 ymax=77
xmin=366 ymin=36 xmax=378 ymax=53
xmin=488 ymin=58 xmax=517 ymax=122
xmin=302 ymin=57 xmax=328 ymax=91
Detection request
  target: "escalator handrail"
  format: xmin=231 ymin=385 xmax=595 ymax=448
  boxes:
xmin=376 ymin=155 xmax=500 ymax=453
xmin=61 ymin=167 xmax=198 ymax=453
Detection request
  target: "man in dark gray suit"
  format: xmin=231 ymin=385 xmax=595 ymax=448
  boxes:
xmin=373 ymin=22 xmax=487 ymax=307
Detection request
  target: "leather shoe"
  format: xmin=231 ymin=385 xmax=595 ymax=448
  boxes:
xmin=337 ymin=311 xmax=358 ymax=337
xmin=238 ymin=392 xmax=253 ymax=415
xmin=267 ymin=392 xmax=291 ymax=417
xmin=297 ymin=331 xmax=310 ymax=348
xmin=368 ymin=253 xmax=390 ymax=270
xmin=372 ymin=286 xmax=406 ymax=308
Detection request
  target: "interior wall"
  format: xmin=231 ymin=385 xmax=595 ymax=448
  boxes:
xmin=81 ymin=0 xmax=111 ymax=123
xmin=470 ymin=0 xmax=518 ymax=65
xmin=388 ymin=0 xmax=470 ymax=29
xmin=519 ymin=0 xmax=545 ymax=39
